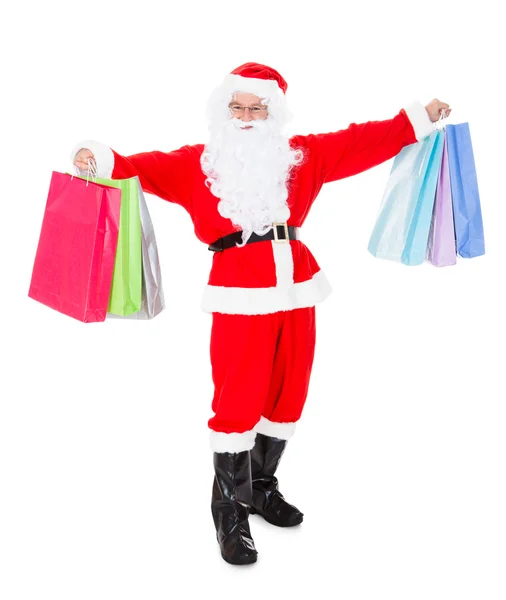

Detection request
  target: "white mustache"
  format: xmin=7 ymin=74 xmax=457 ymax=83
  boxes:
xmin=230 ymin=118 xmax=264 ymax=130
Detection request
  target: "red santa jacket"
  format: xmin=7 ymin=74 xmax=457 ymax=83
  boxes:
xmin=72 ymin=102 xmax=433 ymax=316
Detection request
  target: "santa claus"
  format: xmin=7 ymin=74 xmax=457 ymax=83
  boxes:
xmin=72 ymin=62 xmax=451 ymax=566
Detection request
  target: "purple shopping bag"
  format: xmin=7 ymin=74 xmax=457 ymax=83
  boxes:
xmin=426 ymin=135 xmax=457 ymax=267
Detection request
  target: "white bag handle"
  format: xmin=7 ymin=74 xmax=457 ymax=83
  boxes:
xmin=434 ymin=108 xmax=449 ymax=132
xmin=71 ymin=157 xmax=97 ymax=186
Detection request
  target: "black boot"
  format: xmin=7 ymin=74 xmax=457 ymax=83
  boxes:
xmin=211 ymin=450 xmax=258 ymax=565
xmin=249 ymin=433 xmax=304 ymax=527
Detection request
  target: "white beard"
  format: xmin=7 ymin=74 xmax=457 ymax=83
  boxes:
xmin=201 ymin=117 xmax=303 ymax=246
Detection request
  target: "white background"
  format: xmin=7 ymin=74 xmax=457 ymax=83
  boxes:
xmin=2 ymin=1 xmax=505 ymax=598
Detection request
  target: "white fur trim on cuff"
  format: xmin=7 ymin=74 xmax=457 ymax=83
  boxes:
xmin=70 ymin=140 xmax=115 ymax=178
xmin=254 ymin=416 xmax=296 ymax=440
xmin=403 ymin=101 xmax=434 ymax=142
xmin=210 ymin=430 xmax=257 ymax=453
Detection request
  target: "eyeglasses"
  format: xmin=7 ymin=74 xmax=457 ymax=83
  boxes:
xmin=228 ymin=104 xmax=268 ymax=115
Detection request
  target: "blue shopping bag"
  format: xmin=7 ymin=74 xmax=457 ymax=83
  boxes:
xmin=445 ymin=123 xmax=485 ymax=258
xmin=368 ymin=130 xmax=445 ymax=265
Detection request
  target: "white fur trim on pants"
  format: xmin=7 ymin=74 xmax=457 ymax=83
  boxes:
xmin=70 ymin=140 xmax=115 ymax=178
xmin=403 ymin=101 xmax=434 ymax=142
xmin=210 ymin=430 xmax=257 ymax=453
xmin=254 ymin=416 xmax=296 ymax=440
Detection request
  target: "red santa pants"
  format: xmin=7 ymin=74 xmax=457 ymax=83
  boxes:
xmin=208 ymin=306 xmax=316 ymax=452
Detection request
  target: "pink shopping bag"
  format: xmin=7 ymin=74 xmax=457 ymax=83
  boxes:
xmin=28 ymin=172 xmax=122 ymax=322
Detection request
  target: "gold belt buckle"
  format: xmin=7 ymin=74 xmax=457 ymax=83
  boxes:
xmin=273 ymin=222 xmax=290 ymax=244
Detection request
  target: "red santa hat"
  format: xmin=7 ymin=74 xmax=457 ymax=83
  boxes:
xmin=220 ymin=62 xmax=288 ymax=101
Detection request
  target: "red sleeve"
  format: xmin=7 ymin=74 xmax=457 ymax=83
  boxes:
xmin=111 ymin=145 xmax=196 ymax=212
xmin=303 ymin=109 xmax=420 ymax=184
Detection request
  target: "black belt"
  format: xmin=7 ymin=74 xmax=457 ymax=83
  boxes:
xmin=208 ymin=223 xmax=298 ymax=252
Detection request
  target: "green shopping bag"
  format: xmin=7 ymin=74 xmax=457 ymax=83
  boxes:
xmin=76 ymin=175 xmax=142 ymax=315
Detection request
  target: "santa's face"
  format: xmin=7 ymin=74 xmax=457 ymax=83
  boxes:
xmin=228 ymin=92 xmax=269 ymax=129
xmin=201 ymin=90 xmax=304 ymax=246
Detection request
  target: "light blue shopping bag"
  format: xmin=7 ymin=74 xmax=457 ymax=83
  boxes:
xmin=368 ymin=130 xmax=445 ymax=265
xmin=445 ymin=123 xmax=485 ymax=258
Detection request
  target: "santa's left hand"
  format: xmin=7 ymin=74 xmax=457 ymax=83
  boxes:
xmin=425 ymin=99 xmax=452 ymax=122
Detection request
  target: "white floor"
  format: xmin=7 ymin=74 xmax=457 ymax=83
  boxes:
xmin=2 ymin=315 xmax=505 ymax=599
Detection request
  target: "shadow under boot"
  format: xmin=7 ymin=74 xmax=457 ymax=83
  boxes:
xmin=249 ymin=432 xmax=303 ymax=527
xmin=211 ymin=450 xmax=258 ymax=565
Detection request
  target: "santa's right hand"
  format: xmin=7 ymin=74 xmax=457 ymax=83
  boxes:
xmin=74 ymin=148 xmax=96 ymax=171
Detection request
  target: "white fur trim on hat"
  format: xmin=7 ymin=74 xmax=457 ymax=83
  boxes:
xmin=222 ymin=74 xmax=285 ymax=102
xmin=403 ymin=101 xmax=434 ymax=141
xmin=210 ymin=430 xmax=257 ymax=453
xmin=70 ymin=140 xmax=115 ymax=178
xmin=254 ymin=416 xmax=296 ymax=440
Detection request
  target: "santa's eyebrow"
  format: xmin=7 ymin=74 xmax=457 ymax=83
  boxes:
xmin=228 ymin=102 xmax=266 ymax=107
